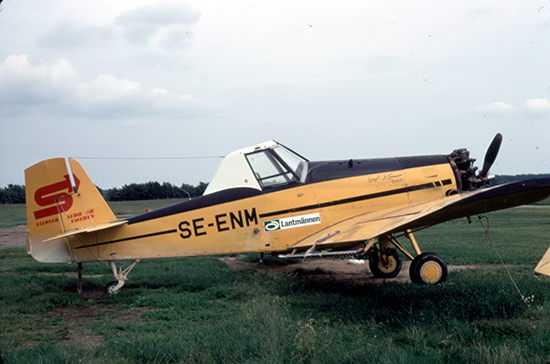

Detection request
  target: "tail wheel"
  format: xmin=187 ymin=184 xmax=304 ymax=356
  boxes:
xmin=105 ymin=281 xmax=123 ymax=295
xmin=369 ymin=247 xmax=402 ymax=278
xmin=410 ymin=252 xmax=448 ymax=284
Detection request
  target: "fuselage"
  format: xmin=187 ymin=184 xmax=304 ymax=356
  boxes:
xmin=67 ymin=155 xmax=458 ymax=263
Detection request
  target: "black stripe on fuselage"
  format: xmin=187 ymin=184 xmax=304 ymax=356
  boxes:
xmin=127 ymin=188 xmax=263 ymax=225
xmin=73 ymin=229 xmax=177 ymax=250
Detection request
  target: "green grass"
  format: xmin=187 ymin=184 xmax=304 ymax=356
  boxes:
xmin=1 ymin=202 xmax=550 ymax=363
xmin=1 ymin=251 xmax=549 ymax=364
xmin=0 ymin=204 xmax=27 ymax=228
xmin=412 ymin=206 xmax=550 ymax=266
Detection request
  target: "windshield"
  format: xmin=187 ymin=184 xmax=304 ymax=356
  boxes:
xmin=246 ymin=145 xmax=307 ymax=188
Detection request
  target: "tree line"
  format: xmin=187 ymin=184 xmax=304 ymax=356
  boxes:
xmin=102 ymin=182 xmax=208 ymax=202
xmin=1 ymin=174 xmax=550 ymax=204
xmin=492 ymin=174 xmax=550 ymax=186
xmin=0 ymin=184 xmax=25 ymax=204
xmin=0 ymin=181 xmax=208 ymax=204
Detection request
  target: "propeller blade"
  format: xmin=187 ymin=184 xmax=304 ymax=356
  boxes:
xmin=479 ymin=133 xmax=502 ymax=178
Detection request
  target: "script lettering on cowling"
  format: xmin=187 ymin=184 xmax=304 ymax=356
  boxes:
xmin=369 ymin=173 xmax=404 ymax=184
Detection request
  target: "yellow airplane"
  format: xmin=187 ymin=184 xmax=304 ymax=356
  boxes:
xmin=25 ymin=134 xmax=550 ymax=294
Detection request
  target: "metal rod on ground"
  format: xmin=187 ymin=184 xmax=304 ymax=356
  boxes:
xmin=77 ymin=263 xmax=82 ymax=294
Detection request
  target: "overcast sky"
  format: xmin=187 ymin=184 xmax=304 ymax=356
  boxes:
xmin=1 ymin=1 xmax=549 ymax=189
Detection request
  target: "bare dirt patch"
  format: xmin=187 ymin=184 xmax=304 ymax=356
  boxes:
xmin=0 ymin=225 xmax=27 ymax=249
xmin=31 ymin=305 xmax=150 ymax=347
xmin=221 ymin=256 xmax=410 ymax=285
xmin=220 ymin=256 xmax=505 ymax=285
xmin=39 ymin=306 xmax=106 ymax=347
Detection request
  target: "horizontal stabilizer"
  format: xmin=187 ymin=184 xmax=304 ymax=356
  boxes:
xmin=43 ymin=220 xmax=128 ymax=242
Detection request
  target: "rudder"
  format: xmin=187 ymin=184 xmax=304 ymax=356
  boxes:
xmin=25 ymin=158 xmax=117 ymax=263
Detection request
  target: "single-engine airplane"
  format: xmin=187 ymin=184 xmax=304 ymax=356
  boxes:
xmin=25 ymin=134 xmax=550 ymax=294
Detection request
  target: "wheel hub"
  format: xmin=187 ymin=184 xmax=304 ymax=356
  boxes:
xmin=379 ymin=256 xmax=397 ymax=272
xmin=420 ymin=261 xmax=442 ymax=284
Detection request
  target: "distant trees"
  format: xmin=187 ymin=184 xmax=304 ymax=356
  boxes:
xmin=103 ymin=181 xmax=208 ymax=201
xmin=0 ymin=184 xmax=25 ymax=204
xmin=0 ymin=182 xmax=208 ymax=204
xmin=180 ymin=182 xmax=209 ymax=199
xmin=492 ymin=174 xmax=550 ymax=186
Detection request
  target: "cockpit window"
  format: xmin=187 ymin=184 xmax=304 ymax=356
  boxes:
xmin=246 ymin=145 xmax=307 ymax=188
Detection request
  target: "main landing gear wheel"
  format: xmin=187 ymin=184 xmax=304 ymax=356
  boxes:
xmin=409 ymin=252 xmax=448 ymax=284
xmin=105 ymin=281 xmax=123 ymax=295
xmin=369 ymin=248 xmax=402 ymax=278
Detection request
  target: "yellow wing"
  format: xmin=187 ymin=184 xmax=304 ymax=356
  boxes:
xmin=535 ymin=246 xmax=550 ymax=277
xmin=291 ymin=178 xmax=550 ymax=250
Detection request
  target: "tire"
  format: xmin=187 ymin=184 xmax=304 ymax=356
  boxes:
xmin=409 ymin=252 xmax=448 ymax=284
xmin=105 ymin=281 xmax=122 ymax=295
xmin=369 ymin=248 xmax=402 ymax=278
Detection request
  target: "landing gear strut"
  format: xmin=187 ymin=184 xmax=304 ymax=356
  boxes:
xmin=369 ymin=243 xmax=402 ymax=278
xmin=369 ymin=230 xmax=448 ymax=285
xmin=105 ymin=260 xmax=140 ymax=295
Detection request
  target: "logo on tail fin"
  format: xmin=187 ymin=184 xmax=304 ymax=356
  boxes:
xmin=34 ymin=174 xmax=81 ymax=219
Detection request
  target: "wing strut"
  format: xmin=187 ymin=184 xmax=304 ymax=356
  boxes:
xmin=375 ymin=229 xmax=421 ymax=262
xmin=404 ymin=229 xmax=422 ymax=256
xmin=381 ymin=234 xmax=414 ymax=261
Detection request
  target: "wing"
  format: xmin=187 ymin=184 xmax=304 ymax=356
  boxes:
xmin=535 ymin=246 xmax=550 ymax=277
xmin=291 ymin=178 xmax=550 ymax=250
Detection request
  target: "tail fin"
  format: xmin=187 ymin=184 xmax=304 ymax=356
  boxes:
xmin=25 ymin=158 xmax=117 ymax=263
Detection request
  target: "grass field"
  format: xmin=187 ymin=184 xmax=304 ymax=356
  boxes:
xmin=1 ymin=200 xmax=550 ymax=363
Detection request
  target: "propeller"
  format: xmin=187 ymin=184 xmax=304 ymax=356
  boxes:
xmin=478 ymin=133 xmax=503 ymax=179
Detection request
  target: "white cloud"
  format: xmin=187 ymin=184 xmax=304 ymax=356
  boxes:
xmin=471 ymin=99 xmax=550 ymax=118
xmin=117 ymin=0 xmax=200 ymax=26
xmin=114 ymin=0 xmax=200 ymax=49
xmin=37 ymin=1 xmax=200 ymax=52
xmin=474 ymin=101 xmax=516 ymax=115
xmin=0 ymin=55 xmax=80 ymax=105
xmin=521 ymin=98 xmax=550 ymax=115
xmin=0 ymin=55 xmax=213 ymax=120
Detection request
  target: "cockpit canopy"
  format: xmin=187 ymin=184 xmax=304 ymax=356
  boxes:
xmin=203 ymin=141 xmax=308 ymax=195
